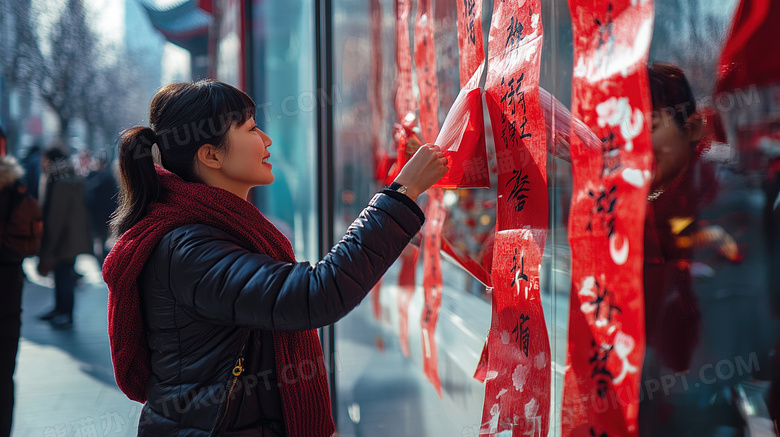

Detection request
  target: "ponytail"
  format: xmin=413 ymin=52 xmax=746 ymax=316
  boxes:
xmin=111 ymin=126 xmax=165 ymax=236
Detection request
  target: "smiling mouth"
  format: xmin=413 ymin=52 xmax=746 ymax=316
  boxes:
xmin=262 ymin=156 xmax=270 ymax=164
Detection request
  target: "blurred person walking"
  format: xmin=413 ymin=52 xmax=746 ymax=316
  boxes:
xmin=37 ymin=147 xmax=92 ymax=329
xmin=0 ymin=127 xmax=43 ymax=437
xmin=20 ymin=143 xmax=42 ymax=200
xmin=102 ymin=80 xmax=448 ymax=436
xmin=85 ymin=152 xmax=118 ymax=266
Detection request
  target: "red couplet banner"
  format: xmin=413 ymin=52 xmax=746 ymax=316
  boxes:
xmin=397 ymin=244 xmax=419 ymax=358
xmin=415 ymin=0 xmax=440 ymax=144
xmin=414 ymin=0 xmax=445 ymax=397
xmin=395 ymin=0 xmax=416 ymax=122
xmin=479 ymin=0 xmax=550 ymax=435
xmin=562 ymin=1 xmax=654 ymax=436
xmin=456 ymin=0 xmax=485 ymax=87
xmin=421 ymin=189 xmax=447 ymax=397
xmin=381 ymin=0 xmax=421 ymax=186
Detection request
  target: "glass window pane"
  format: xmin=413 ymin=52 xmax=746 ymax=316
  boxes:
xmin=251 ymin=0 xmax=318 ymax=261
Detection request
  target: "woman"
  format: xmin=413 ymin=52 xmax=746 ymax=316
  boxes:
xmin=102 ymin=80 xmax=448 ymax=436
xmin=37 ymin=147 xmax=92 ymax=329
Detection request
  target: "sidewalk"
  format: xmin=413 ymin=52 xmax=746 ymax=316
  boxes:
xmin=11 ymin=256 xmax=141 ymax=437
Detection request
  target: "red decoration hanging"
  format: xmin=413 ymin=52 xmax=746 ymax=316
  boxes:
xmin=477 ymin=0 xmax=551 ymax=435
xmin=421 ymin=189 xmax=447 ymax=397
xmin=457 ymin=0 xmax=485 ymax=86
xmin=561 ymin=1 xmax=654 ymax=436
xmin=413 ymin=0 xmax=446 ymax=397
xmin=397 ymin=244 xmax=419 ymax=358
xmin=415 ymin=0 xmax=440 ymax=143
xmin=431 ymin=0 xmax=489 ymax=189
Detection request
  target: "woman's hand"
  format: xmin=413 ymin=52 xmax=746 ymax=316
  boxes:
xmin=393 ymin=143 xmax=449 ymax=201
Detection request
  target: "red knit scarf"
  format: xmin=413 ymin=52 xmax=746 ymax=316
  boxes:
xmin=102 ymin=166 xmax=334 ymax=437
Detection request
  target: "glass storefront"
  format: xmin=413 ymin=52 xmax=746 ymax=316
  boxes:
xmin=238 ymin=0 xmax=780 ymax=435
xmin=326 ymin=0 xmax=780 ymax=436
xmin=248 ymin=0 xmax=320 ymax=261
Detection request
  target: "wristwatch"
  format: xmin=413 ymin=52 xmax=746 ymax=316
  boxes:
xmin=388 ymin=182 xmax=408 ymax=195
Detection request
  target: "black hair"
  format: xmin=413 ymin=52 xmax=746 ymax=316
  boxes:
xmin=112 ymin=79 xmax=256 ymax=235
xmin=648 ymin=63 xmax=697 ymax=131
xmin=0 ymin=125 xmax=5 ymax=141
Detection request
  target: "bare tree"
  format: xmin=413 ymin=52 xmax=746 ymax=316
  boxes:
xmin=0 ymin=0 xmax=44 ymax=152
xmin=38 ymin=0 xmax=98 ymax=141
xmin=83 ymin=52 xmax=150 ymax=150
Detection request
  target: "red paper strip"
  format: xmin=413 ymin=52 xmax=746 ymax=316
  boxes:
xmin=480 ymin=230 xmax=549 ymax=436
xmin=441 ymin=236 xmax=492 ymax=287
xmin=485 ymin=4 xmax=547 ymax=232
xmin=421 ymin=189 xmax=447 ymax=397
xmin=414 ymin=0 xmax=445 ymax=397
xmin=562 ymin=1 xmax=654 ymax=436
xmin=381 ymin=0 xmax=422 ymax=185
xmin=432 ymin=76 xmax=491 ymax=189
xmin=457 ymin=0 xmax=485 ymax=88
xmin=397 ymin=244 xmax=419 ymax=357
xmin=431 ymin=0 xmax=489 ymax=190
xmin=415 ymin=0 xmax=440 ymax=143
xmin=370 ymin=0 xmax=385 ymax=184
xmin=479 ymin=1 xmax=551 ymax=435
xmin=395 ymin=0 xmax=416 ymax=122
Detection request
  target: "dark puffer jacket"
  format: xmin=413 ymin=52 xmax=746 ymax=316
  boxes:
xmin=136 ymin=192 xmax=424 ymax=436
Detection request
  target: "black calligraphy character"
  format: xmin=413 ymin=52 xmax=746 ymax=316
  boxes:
xmin=423 ymin=303 xmax=433 ymax=324
xmin=517 ymin=115 xmax=531 ymax=140
xmin=500 ymin=113 xmax=518 ymax=149
xmin=590 ymin=428 xmax=609 ymax=437
xmin=586 ymin=280 xmax=622 ymax=325
xmin=589 ymin=340 xmax=614 ymax=398
xmin=594 ymin=3 xmax=616 ymax=62
xmin=586 ymin=185 xmax=618 ymax=237
xmin=500 ymin=74 xmax=523 ymax=114
xmin=505 ymin=15 xmax=524 ymax=48
xmin=499 ymin=74 xmax=532 ymax=147
xmin=512 ymin=314 xmax=531 ymax=356
xmin=510 ymin=248 xmax=529 ymax=287
xmin=463 ymin=0 xmax=477 ymax=44
xmin=601 ymin=131 xmax=623 ymax=176
xmin=506 ymin=168 xmax=530 ymax=213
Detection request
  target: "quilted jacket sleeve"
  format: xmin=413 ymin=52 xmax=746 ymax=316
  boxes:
xmin=162 ymin=192 xmax=424 ymax=331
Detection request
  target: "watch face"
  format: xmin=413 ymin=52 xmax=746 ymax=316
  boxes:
xmin=398 ymin=186 xmax=408 ymax=194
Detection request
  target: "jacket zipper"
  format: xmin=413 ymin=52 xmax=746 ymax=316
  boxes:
xmin=210 ymin=330 xmax=251 ymax=436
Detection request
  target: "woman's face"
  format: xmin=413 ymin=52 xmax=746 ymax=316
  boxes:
xmin=650 ymin=109 xmax=696 ymax=190
xmin=220 ymin=118 xmax=274 ymax=187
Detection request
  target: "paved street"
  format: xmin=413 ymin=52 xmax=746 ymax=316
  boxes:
xmin=11 ymin=256 xmax=140 ymax=437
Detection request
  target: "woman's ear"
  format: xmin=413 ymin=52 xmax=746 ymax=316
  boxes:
xmin=687 ymin=112 xmax=705 ymax=144
xmin=196 ymin=144 xmax=223 ymax=169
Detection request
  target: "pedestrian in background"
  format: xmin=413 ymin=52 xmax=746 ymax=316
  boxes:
xmin=0 ymin=127 xmax=42 ymax=437
xmin=37 ymin=147 xmax=92 ymax=329
xmin=85 ymin=151 xmax=118 ymax=266
xmin=20 ymin=142 xmax=42 ymax=200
